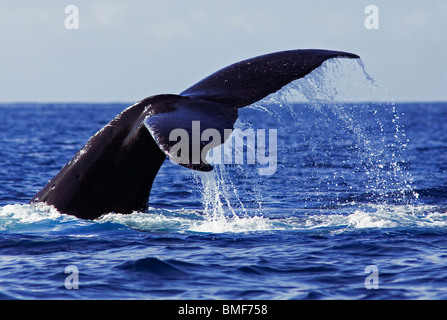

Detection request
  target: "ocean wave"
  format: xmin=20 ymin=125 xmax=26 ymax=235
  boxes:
xmin=1 ymin=202 xmax=446 ymax=235
xmin=0 ymin=203 xmax=66 ymax=232
xmin=300 ymin=204 xmax=447 ymax=230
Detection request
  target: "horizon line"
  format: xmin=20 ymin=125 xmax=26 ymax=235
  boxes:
xmin=1 ymin=100 xmax=447 ymax=105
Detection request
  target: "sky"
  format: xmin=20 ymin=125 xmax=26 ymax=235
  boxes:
xmin=0 ymin=0 xmax=446 ymax=102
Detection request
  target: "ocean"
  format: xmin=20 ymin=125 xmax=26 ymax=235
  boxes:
xmin=0 ymin=60 xmax=446 ymax=300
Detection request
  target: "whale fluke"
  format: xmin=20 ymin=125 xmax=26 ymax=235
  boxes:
xmin=180 ymin=49 xmax=359 ymax=106
xmin=30 ymin=49 xmax=360 ymax=219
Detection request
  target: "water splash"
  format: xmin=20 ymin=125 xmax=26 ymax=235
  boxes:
xmin=191 ymin=57 xmax=419 ymax=229
xmin=0 ymin=203 xmax=61 ymax=226
xmin=262 ymin=58 xmax=417 ymax=203
xmin=190 ymin=164 xmax=267 ymax=231
xmin=2 ymin=202 xmax=446 ymax=235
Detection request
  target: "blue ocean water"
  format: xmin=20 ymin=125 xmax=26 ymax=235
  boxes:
xmin=1 ymin=61 xmax=446 ymax=300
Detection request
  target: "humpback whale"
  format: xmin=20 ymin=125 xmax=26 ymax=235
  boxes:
xmin=30 ymin=49 xmax=359 ymax=220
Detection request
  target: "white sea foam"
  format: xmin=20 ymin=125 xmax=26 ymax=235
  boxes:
xmin=98 ymin=210 xmax=196 ymax=232
xmin=95 ymin=207 xmax=272 ymax=234
xmin=292 ymin=204 xmax=447 ymax=230
xmin=1 ymin=202 xmax=445 ymax=234
xmin=0 ymin=203 xmax=61 ymax=223
xmin=189 ymin=214 xmax=273 ymax=233
xmin=115 ymin=203 xmax=446 ymax=234
xmin=188 ymin=203 xmax=447 ymax=232
xmin=346 ymin=204 xmax=447 ymax=229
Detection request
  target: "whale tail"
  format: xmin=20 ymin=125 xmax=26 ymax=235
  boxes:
xmin=180 ymin=49 xmax=359 ymax=106
xmin=145 ymin=49 xmax=359 ymax=171
xmin=31 ymin=49 xmax=359 ymax=219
